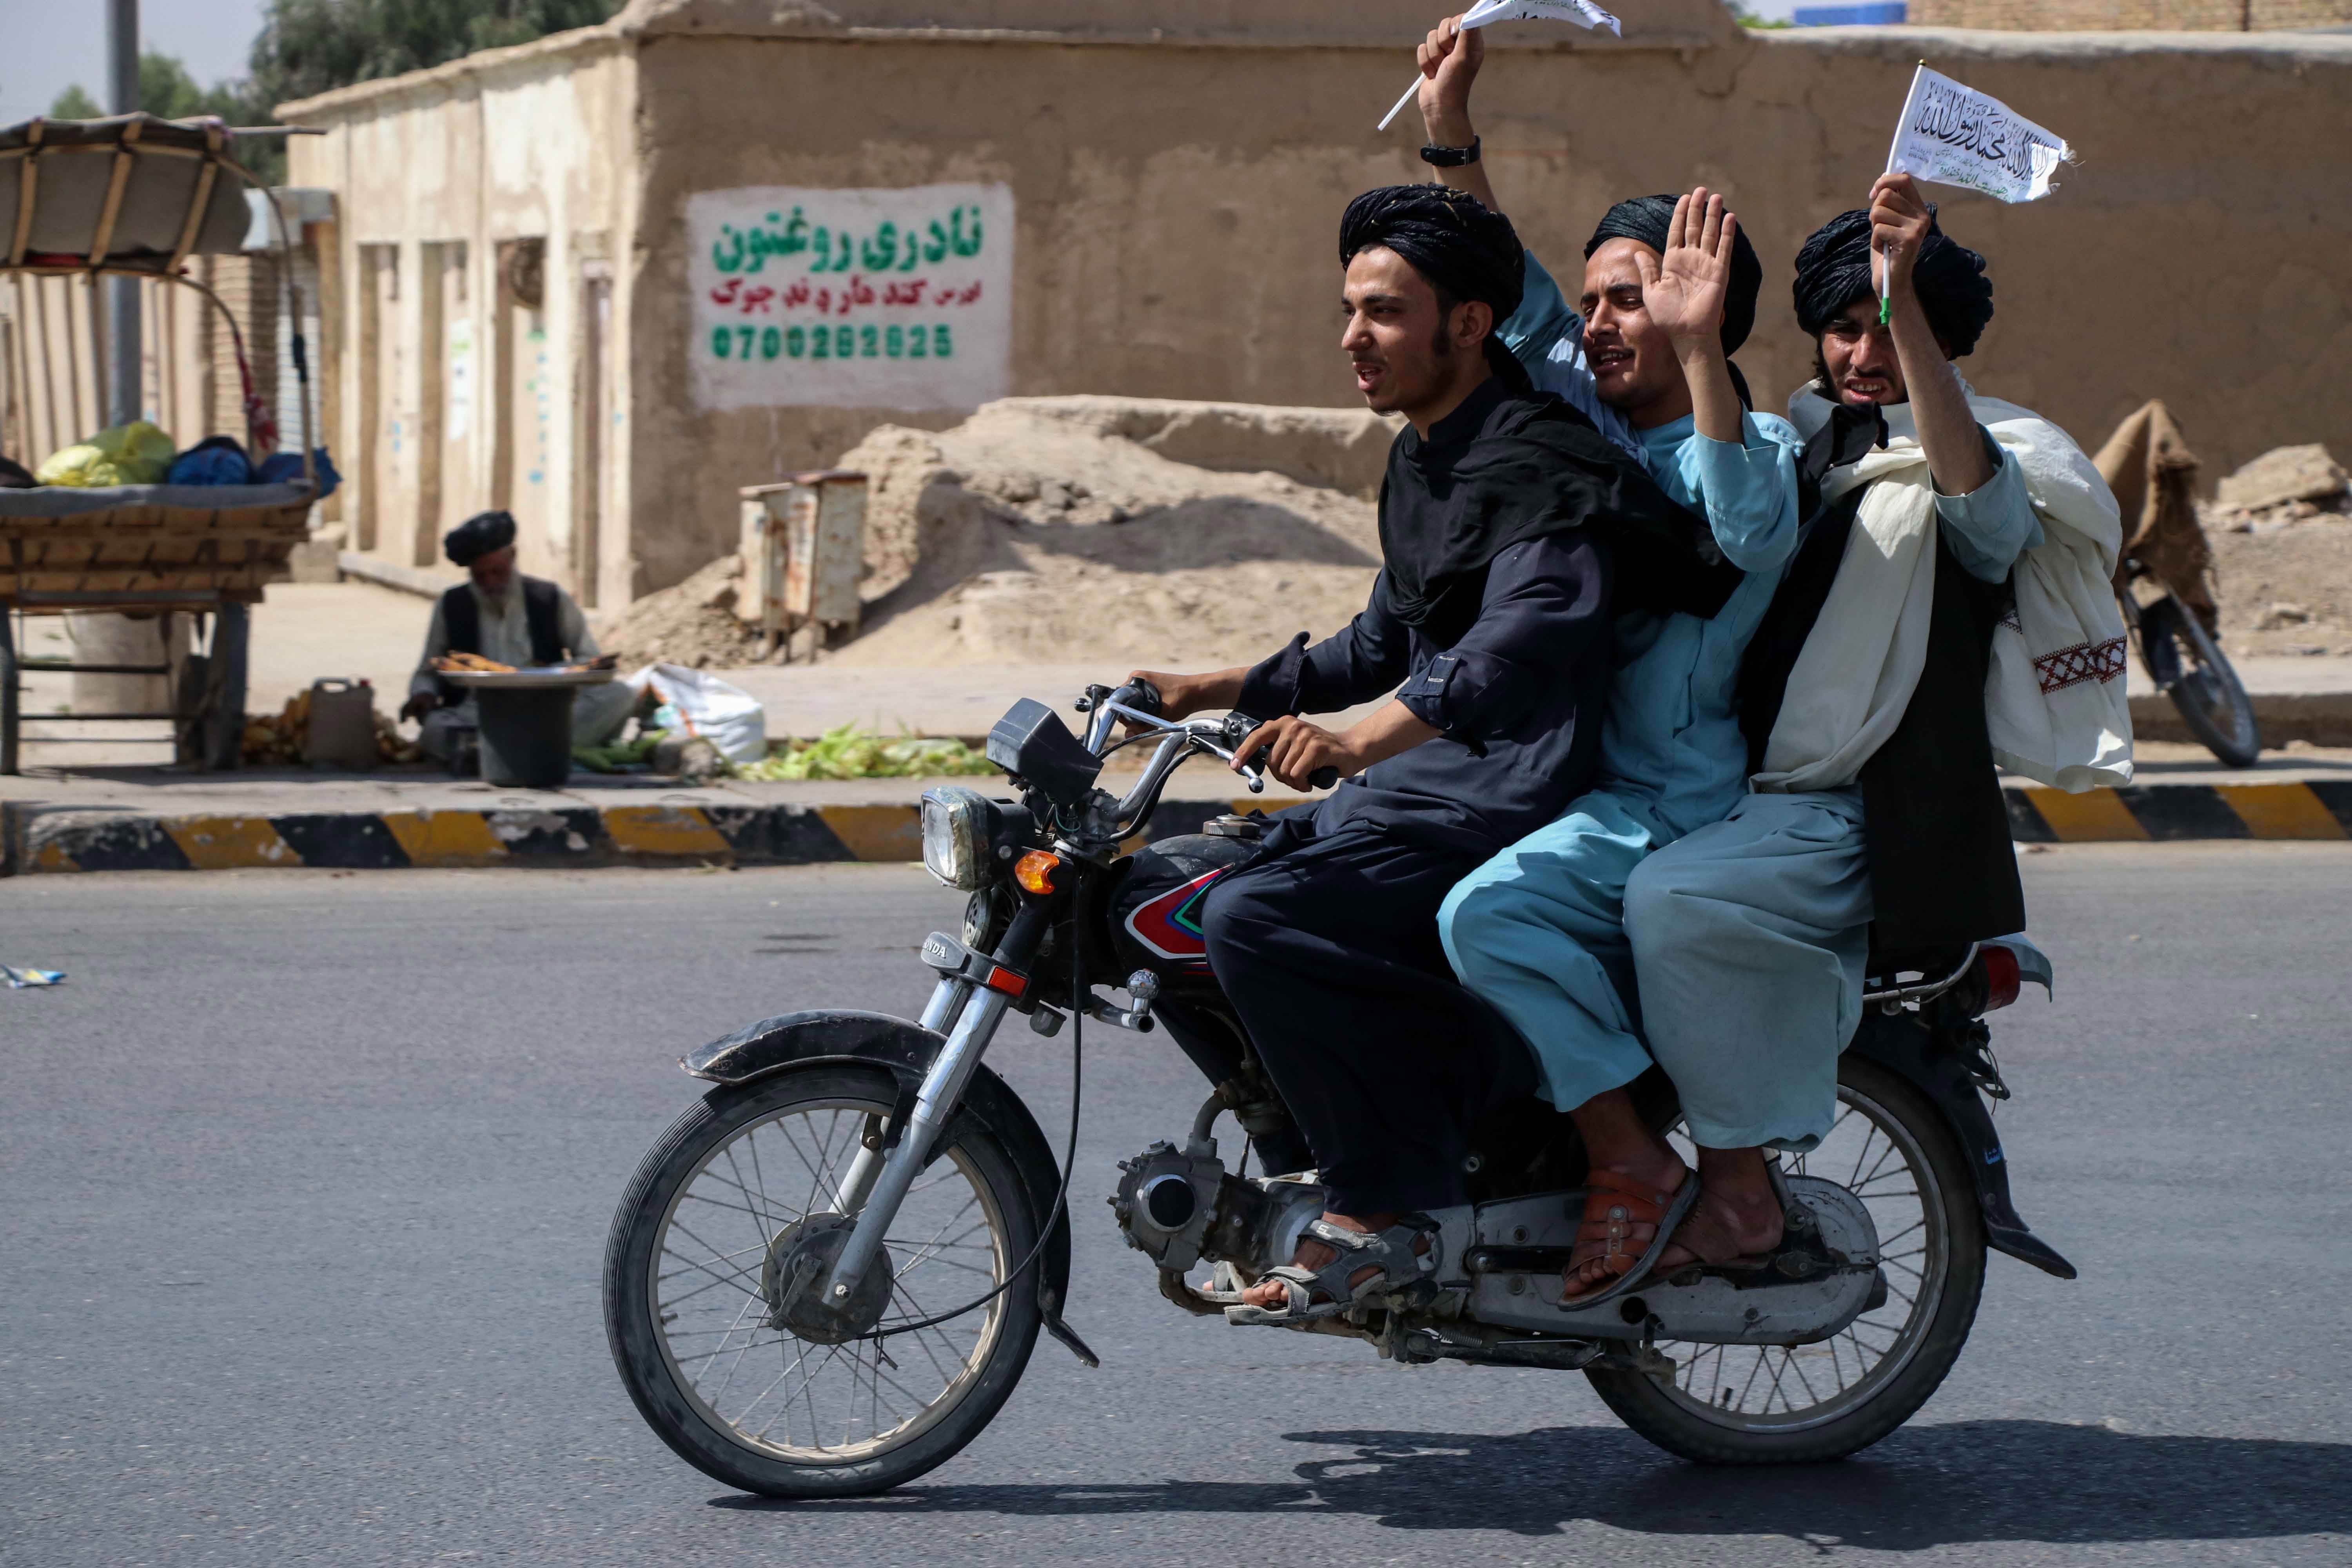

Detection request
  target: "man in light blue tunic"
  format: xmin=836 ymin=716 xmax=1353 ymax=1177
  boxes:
xmin=1592 ymin=176 xmax=2067 ymax=1299
xmin=1410 ymin=16 xmax=1807 ymax=1295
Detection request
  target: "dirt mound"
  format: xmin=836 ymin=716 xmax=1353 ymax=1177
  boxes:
xmin=2213 ymin=443 xmax=2348 ymax=516
xmin=2193 ymin=444 xmax=2352 ymax=657
xmin=828 ymin=397 xmax=1392 ymax=668
xmin=592 ymin=553 xmax=762 ymax=669
xmin=2208 ymin=515 xmax=2352 ymax=658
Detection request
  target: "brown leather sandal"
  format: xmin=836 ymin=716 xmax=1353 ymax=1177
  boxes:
xmin=1558 ymin=1168 xmax=1700 ymax=1309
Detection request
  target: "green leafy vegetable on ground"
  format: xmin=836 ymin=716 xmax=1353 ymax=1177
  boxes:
xmin=733 ymin=722 xmax=995 ymax=781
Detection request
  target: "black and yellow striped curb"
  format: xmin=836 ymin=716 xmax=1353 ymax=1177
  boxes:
xmin=2005 ymin=780 xmax=2352 ymax=842
xmin=1 ymin=797 xmax=1264 ymax=875
xmin=6 ymin=784 xmax=2348 ymax=873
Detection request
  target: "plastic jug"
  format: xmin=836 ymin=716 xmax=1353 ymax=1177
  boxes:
xmin=305 ymin=678 xmax=378 ymax=770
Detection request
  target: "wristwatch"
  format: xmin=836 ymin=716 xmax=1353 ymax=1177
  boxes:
xmin=1419 ymin=137 xmax=1481 ymax=168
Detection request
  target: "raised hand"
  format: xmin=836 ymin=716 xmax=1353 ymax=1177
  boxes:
xmin=1416 ymin=14 xmax=1484 ymax=140
xmin=1868 ymin=172 xmax=1932 ymax=303
xmin=1633 ymin=187 xmax=1736 ymax=354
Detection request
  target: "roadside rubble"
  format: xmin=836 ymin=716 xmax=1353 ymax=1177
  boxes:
xmin=2204 ymin=443 xmax=2352 ymax=658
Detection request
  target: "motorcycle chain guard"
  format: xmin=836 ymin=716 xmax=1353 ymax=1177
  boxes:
xmin=1460 ymin=1175 xmax=1885 ymax=1346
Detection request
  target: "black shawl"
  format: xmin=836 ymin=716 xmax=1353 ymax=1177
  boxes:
xmin=1381 ymin=377 xmax=1740 ymax=646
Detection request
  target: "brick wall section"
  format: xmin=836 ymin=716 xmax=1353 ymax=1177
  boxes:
xmin=1907 ymin=0 xmax=2351 ymax=28
xmin=199 ymin=253 xmax=281 ymax=449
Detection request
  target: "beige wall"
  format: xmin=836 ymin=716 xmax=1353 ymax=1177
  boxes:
xmin=1908 ymin=0 xmax=2350 ymax=28
xmin=293 ymin=13 xmax=2352 ymax=605
xmin=629 ymin=26 xmax=2352 ymax=590
xmin=289 ymin=41 xmax=638 ymax=597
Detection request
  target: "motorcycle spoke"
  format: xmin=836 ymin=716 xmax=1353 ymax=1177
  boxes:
xmin=651 ymin=1094 xmax=1016 ymax=1463
xmin=702 ymin=1289 xmax=773 ymax=1410
xmin=1647 ymin=1079 xmax=1949 ymax=1431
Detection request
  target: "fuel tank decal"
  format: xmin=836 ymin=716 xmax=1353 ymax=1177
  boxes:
xmin=1122 ymin=868 xmax=1227 ymax=963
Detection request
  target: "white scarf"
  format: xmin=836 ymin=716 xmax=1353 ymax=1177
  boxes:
xmin=1759 ymin=381 xmax=2132 ymax=795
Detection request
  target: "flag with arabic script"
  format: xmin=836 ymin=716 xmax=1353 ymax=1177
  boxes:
xmin=1459 ymin=0 xmax=1623 ymax=38
xmin=1884 ymin=65 xmax=2073 ymax=203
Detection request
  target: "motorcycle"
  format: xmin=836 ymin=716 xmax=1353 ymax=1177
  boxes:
xmin=2118 ymin=557 xmax=2262 ymax=768
xmin=603 ymin=680 xmax=2076 ymax=1497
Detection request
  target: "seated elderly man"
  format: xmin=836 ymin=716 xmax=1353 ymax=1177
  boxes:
xmin=400 ymin=509 xmax=637 ymax=774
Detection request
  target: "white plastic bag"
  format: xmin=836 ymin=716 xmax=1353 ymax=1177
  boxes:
xmin=632 ymin=662 xmax=768 ymax=764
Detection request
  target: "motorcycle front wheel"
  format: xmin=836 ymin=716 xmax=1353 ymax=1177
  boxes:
xmin=604 ymin=1065 xmax=1042 ymax=1497
xmin=2138 ymin=593 xmax=2262 ymax=767
xmin=1584 ymin=1055 xmax=1987 ymax=1465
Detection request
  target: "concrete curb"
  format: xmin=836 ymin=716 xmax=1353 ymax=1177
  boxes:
xmin=2006 ymin=780 xmax=2351 ymax=842
xmin=2 ymin=797 xmax=1259 ymax=875
xmin=6 ymin=784 xmax=2349 ymax=873
xmin=2128 ymin=691 xmax=2352 ymax=750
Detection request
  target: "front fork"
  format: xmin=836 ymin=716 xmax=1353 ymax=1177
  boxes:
xmin=818 ymin=900 xmax=1049 ymax=1308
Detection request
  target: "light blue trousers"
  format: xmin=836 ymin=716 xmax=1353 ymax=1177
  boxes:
xmin=1623 ymin=791 xmax=1871 ymax=1151
xmin=1440 ymin=788 xmax=1869 ymax=1152
xmin=1438 ymin=789 xmax=1675 ymax=1112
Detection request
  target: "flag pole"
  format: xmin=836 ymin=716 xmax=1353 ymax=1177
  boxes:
xmin=1879 ymin=62 xmax=1927 ymax=326
xmin=1378 ymin=74 xmax=1425 ymax=132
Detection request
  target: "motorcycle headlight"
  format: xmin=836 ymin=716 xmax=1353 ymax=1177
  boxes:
xmin=920 ymin=787 xmax=994 ymax=891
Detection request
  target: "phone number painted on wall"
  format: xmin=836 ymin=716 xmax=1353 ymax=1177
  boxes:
xmin=709 ymin=322 xmax=958 ymax=362
xmin=687 ymin=183 xmax=1011 ymax=412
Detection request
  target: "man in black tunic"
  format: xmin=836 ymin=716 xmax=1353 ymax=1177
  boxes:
xmin=1129 ymin=185 xmax=1738 ymax=1321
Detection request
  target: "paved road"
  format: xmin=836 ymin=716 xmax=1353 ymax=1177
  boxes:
xmin=4 ymin=846 xmax=2349 ymax=1566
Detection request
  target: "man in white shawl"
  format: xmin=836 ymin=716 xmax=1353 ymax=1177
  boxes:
xmin=1553 ymin=174 xmax=2132 ymax=1296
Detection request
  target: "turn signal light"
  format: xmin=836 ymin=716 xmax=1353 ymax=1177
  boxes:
xmin=1014 ymin=850 xmax=1063 ymax=895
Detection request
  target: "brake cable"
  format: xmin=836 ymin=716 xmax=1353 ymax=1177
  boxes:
xmin=864 ymin=921 xmax=1085 ymax=1342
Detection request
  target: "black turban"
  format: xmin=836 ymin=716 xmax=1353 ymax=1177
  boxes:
xmin=1584 ymin=194 xmax=1764 ymax=359
xmin=444 ymin=509 xmax=517 ymax=567
xmin=1340 ymin=184 xmax=1529 ymax=389
xmin=1793 ymin=207 xmax=1994 ymax=358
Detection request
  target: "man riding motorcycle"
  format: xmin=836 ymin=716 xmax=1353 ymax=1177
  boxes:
xmin=1127 ymin=183 xmax=1737 ymax=1323
xmin=1579 ymin=177 xmax=2133 ymax=1301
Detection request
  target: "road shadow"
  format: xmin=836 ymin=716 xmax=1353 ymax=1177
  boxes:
xmin=712 ymin=1419 xmax=2352 ymax=1548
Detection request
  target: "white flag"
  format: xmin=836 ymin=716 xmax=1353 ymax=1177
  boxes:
xmin=1378 ymin=0 xmax=1623 ymax=129
xmin=1884 ymin=65 xmax=2073 ymax=204
xmin=1459 ymin=0 xmax=1624 ymax=39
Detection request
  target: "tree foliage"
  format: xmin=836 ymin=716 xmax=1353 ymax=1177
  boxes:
xmin=50 ymin=55 xmax=261 ymax=122
xmin=42 ymin=4 xmax=628 ymax=185
xmin=250 ymin=0 xmax=628 ymax=108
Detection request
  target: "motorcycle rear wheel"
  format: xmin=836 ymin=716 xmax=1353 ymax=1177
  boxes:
xmin=1584 ymin=1056 xmax=1986 ymax=1464
xmin=2138 ymin=593 xmax=2262 ymax=768
xmin=604 ymin=1065 xmax=1043 ymax=1497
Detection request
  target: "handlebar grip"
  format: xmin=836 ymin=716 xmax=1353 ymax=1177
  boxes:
xmin=1307 ymin=766 xmax=1340 ymax=790
xmin=1120 ymin=678 xmax=1164 ymax=717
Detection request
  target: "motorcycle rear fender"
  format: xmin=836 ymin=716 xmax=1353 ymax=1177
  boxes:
xmin=682 ymin=1009 xmax=1096 ymax=1365
xmin=1848 ymin=1011 xmax=2078 ymax=1280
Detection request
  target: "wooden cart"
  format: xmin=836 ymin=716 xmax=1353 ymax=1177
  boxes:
xmin=0 ymin=112 xmax=316 ymax=773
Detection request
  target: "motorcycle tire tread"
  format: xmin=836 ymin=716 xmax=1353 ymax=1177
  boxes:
xmin=603 ymin=1064 xmax=1045 ymax=1498
xmin=1579 ymin=1057 xmax=1989 ymax=1466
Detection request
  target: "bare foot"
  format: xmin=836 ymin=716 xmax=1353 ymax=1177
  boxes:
xmin=1561 ymin=1149 xmax=1786 ymax=1301
xmin=1561 ymin=1156 xmax=1688 ymax=1301
xmin=1237 ymin=1211 xmax=1423 ymax=1312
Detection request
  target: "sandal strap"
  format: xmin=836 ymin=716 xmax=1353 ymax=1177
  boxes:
xmin=1223 ymin=1217 xmax=1437 ymax=1327
xmin=1558 ymin=1169 xmax=1702 ymax=1313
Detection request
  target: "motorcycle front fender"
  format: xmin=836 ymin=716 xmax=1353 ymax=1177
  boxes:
xmin=680 ymin=1008 xmax=1094 ymax=1365
xmin=1848 ymin=1010 xmax=2078 ymax=1281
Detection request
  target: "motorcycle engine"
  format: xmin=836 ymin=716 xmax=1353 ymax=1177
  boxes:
xmin=1111 ymin=1140 xmax=1330 ymax=1280
xmin=1110 ymin=1141 xmax=1227 ymax=1274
